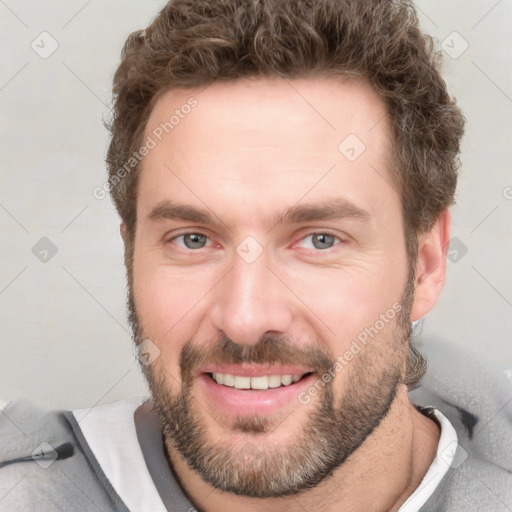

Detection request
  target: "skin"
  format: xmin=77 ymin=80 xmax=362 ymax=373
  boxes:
xmin=123 ymin=76 xmax=450 ymax=511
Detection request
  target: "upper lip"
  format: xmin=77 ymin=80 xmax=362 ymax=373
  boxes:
xmin=198 ymin=364 xmax=313 ymax=378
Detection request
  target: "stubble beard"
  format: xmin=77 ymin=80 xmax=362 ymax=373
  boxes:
xmin=127 ymin=283 xmax=411 ymax=498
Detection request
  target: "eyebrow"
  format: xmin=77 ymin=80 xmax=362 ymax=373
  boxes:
xmin=147 ymin=202 xmax=212 ymax=224
xmin=146 ymin=198 xmax=370 ymax=227
xmin=273 ymin=199 xmax=370 ymax=225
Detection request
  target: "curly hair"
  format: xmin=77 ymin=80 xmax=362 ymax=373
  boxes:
xmin=105 ymin=0 xmax=465 ymax=389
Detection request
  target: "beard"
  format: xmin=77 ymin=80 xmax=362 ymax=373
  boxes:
xmin=127 ymin=279 xmax=412 ymax=498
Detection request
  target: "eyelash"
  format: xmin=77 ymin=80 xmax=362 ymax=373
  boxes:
xmin=296 ymin=232 xmax=343 ymax=250
xmin=169 ymin=232 xmax=213 ymax=249
xmin=167 ymin=231 xmax=344 ymax=252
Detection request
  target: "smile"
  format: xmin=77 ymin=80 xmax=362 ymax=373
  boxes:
xmin=209 ymin=372 xmax=311 ymax=390
xmin=198 ymin=367 xmax=317 ymax=416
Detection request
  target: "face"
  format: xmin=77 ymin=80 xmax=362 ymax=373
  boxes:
xmin=128 ymin=76 xmax=412 ymax=497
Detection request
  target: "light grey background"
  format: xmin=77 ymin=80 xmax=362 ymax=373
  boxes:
xmin=0 ymin=0 xmax=511 ymax=410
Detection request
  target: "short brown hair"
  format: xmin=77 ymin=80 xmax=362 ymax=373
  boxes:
xmin=106 ymin=0 xmax=465 ymax=389
xmin=106 ymin=0 xmax=463 ymax=239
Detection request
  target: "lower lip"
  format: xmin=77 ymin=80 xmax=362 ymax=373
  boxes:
xmin=198 ymin=373 xmax=316 ymax=416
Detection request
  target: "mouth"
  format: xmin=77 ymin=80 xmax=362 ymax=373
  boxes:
xmin=207 ymin=371 xmax=314 ymax=390
xmin=197 ymin=366 xmax=317 ymax=417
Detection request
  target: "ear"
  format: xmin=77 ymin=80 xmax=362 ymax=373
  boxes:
xmin=120 ymin=222 xmax=128 ymax=243
xmin=410 ymin=209 xmax=451 ymax=322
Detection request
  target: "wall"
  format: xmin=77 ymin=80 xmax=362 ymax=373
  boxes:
xmin=0 ymin=0 xmax=511 ymax=409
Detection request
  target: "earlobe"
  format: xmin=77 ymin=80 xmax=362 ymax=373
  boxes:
xmin=410 ymin=210 xmax=451 ymax=322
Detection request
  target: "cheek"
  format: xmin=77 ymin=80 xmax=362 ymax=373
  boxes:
xmin=132 ymin=261 xmax=213 ymax=369
xmin=283 ymin=262 xmax=405 ymax=349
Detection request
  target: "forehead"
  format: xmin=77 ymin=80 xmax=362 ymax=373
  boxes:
xmin=138 ymin=76 xmax=396 ymax=225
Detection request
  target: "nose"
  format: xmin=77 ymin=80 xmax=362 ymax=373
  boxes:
xmin=209 ymin=251 xmax=294 ymax=346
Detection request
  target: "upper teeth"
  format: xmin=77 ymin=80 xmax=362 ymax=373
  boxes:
xmin=212 ymin=373 xmax=303 ymax=390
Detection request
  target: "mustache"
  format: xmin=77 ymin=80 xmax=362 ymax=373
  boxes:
xmin=179 ymin=333 xmax=334 ymax=379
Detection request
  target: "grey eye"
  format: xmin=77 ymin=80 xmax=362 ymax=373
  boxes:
xmin=311 ymin=233 xmax=336 ymax=250
xmin=182 ymin=233 xmax=207 ymax=249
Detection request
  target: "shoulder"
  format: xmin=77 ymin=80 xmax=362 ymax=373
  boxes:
xmin=0 ymin=399 xmax=127 ymax=512
xmin=411 ymin=337 xmax=512 ymax=511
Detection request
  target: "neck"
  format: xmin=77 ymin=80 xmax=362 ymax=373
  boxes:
xmin=165 ymin=385 xmax=440 ymax=512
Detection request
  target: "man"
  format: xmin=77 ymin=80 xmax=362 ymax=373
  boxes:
xmin=1 ymin=0 xmax=511 ymax=511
